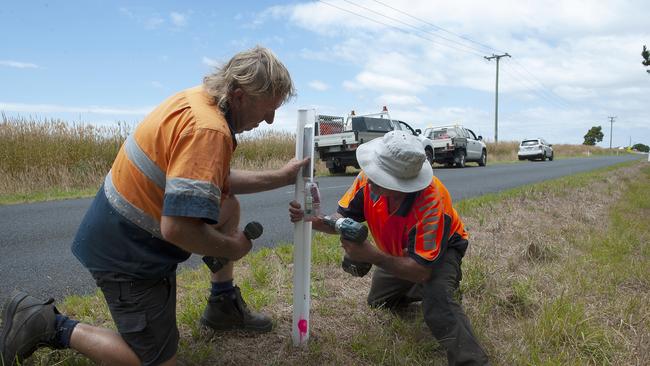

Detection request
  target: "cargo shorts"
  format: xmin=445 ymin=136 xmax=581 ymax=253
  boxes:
xmin=92 ymin=272 xmax=178 ymax=366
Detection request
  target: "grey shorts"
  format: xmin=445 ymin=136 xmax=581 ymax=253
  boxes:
xmin=92 ymin=272 xmax=178 ymax=366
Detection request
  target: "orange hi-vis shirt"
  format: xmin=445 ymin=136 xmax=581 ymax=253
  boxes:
xmin=107 ymin=85 xmax=234 ymax=232
xmin=338 ymin=172 xmax=469 ymax=266
xmin=72 ymin=86 xmax=236 ymax=278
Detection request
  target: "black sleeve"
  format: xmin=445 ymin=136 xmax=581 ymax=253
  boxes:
xmin=337 ymin=188 xmax=366 ymax=223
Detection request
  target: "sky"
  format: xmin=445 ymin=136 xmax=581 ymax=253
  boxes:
xmin=1 ymin=0 xmax=649 ymax=147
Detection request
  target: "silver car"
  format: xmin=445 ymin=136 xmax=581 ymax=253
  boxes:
xmin=518 ymin=138 xmax=554 ymax=161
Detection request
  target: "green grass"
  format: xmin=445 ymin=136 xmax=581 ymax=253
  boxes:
xmin=13 ymin=161 xmax=646 ymax=365
xmin=523 ymin=297 xmax=614 ymax=364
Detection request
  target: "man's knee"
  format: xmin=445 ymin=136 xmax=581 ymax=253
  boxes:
xmin=422 ymin=282 xmax=458 ymax=334
xmin=221 ymin=194 xmax=240 ymax=216
xmin=214 ymin=194 xmax=240 ymax=232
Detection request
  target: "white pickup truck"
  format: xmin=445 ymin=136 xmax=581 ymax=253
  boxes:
xmin=314 ymin=109 xmax=434 ymax=174
xmin=423 ymin=125 xmax=487 ymax=168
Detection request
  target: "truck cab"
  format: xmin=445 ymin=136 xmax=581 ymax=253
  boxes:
xmin=314 ymin=108 xmax=433 ymax=174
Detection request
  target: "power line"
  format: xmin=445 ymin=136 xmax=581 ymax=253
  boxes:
xmin=371 ymin=0 xmax=502 ymax=54
xmin=318 ymin=0 xmax=485 ymax=57
xmin=342 ymin=0 xmax=488 ymax=56
xmin=507 ymin=58 xmax=573 ymax=108
xmin=500 ymin=65 xmax=572 ymax=110
xmin=364 ymin=1 xmax=575 ymax=109
xmin=317 ymin=0 xmax=576 ymax=112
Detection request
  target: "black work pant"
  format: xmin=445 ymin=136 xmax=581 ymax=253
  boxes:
xmin=367 ymin=248 xmax=489 ymax=366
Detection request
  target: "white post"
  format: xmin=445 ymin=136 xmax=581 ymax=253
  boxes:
xmin=292 ymin=109 xmax=314 ymax=346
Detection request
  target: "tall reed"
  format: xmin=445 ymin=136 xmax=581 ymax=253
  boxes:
xmin=0 ymin=115 xmax=623 ymax=201
xmin=0 ymin=114 xmax=127 ymax=196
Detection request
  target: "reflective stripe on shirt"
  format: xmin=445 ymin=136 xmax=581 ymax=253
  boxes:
xmin=124 ymin=134 xmax=166 ymax=189
xmin=165 ymin=177 xmax=221 ymax=207
xmin=104 ymin=172 xmax=163 ymax=239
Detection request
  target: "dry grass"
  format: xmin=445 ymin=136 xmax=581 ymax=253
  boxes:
xmin=485 ymin=140 xmax=620 ymax=163
xmin=0 ymin=116 xmax=629 ymax=203
xmin=0 ymin=114 xmax=127 ymax=198
xmin=0 ymin=116 xmax=330 ymax=204
xmin=459 ymin=163 xmax=649 ymax=364
xmin=23 ymin=162 xmax=649 ymax=365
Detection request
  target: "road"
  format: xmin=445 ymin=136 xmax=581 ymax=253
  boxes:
xmin=0 ymin=155 xmax=642 ymax=301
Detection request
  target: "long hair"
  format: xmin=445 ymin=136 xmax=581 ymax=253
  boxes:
xmin=203 ymin=46 xmax=296 ymax=112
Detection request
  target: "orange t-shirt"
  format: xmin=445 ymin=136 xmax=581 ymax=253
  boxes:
xmin=338 ymin=172 xmax=468 ymax=266
xmin=109 ymin=85 xmax=234 ymax=228
xmin=72 ymin=86 xmax=236 ymax=278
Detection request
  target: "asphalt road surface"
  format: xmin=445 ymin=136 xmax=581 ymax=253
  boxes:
xmin=0 ymin=154 xmax=642 ymax=301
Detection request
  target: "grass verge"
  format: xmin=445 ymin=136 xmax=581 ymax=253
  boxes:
xmin=9 ymin=161 xmax=645 ymax=365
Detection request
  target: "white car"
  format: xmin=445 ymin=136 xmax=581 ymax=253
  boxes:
xmin=518 ymin=138 xmax=554 ymax=161
xmin=423 ymin=125 xmax=487 ymax=167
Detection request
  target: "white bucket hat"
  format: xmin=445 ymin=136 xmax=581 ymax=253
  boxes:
xmin=356 ymin=130 xmax=433 ymax=193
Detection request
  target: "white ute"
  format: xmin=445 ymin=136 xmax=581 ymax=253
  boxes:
xmin=314 ymin=107 xmax=434 ymax=174
xmin=423 ymin=124 xmax=487 ymax=168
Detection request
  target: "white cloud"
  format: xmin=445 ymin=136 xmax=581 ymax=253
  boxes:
xmin=308 ymin=80 xmax=329 ymax=91
xmin=375 ymin=94 xmax=422 ymax=107
xmin=202 ymin=56 xmax=221 ymax=68
xmin=262 ymin=0 xmax=649 ymax=145
xmin=151 ymin=81 xmax=164 ymax=89
xmin=170 ymin=12 xmax=188 ymax=27
xmin=0 ymin=102 xmax=154 ymax=116
xmin=553 ymin=86 xmax=597 ymax=100
xmin=118 ymin=7 xmax=134 ymax=19
xmin=343 ymin=71 xmax=425 ymax=94
xmin=119 ymin=7 xmax=165 ymax=29
xmin=145 ymin=15 xmax=165 ymax=29
xmin=0 ymin=60 xmax=39 ymax=69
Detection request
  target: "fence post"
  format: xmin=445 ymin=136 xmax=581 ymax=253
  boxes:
xmin=292 ymin=109 xmax=314 ymax=346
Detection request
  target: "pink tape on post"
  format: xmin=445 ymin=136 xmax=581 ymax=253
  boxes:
xmin=298 ymin=318 xmax=308 ymax=341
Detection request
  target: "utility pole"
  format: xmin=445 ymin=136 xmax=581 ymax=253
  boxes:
xmin=608 ymin=116 xmax=616 ymax=149
xmin=485 ymin=53 xmax=510 ymax=143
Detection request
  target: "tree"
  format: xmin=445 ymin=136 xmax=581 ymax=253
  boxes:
xmin=583 ymin=126 xmax=604 ymax=145
xmin=632 ymin=143 xmax=649 ymax=152
xmin=643 ymin=45 xmax=650 ymax=74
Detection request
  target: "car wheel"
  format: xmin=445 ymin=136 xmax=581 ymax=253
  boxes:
xmin=455 ymin=151 xmax=466 ymax=168
xmin=425 ymin=147 xmax=434 ymax=165
xmin=540 ymin=153 xmax=546 ymax=161
xmin=478 ymin=150 xmax=487 ymax=166
xmin=328 ymin=165 xmax=346 ymax=174
xmin=549 ymin=152 xmax=554 ymax=161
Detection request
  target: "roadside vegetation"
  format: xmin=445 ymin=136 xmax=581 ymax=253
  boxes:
xmin=12 ymin=160 xmax=647 ymax=365
xmin=0 ymin=115 xmax=631 ymax=204
xmin=484 ymin=140 xmax=618 ymax=163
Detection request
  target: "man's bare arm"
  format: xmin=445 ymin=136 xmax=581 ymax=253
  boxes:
xmin=160 ymin=216 xmax=251 ymax=260
xmin=229 ymin=158 xmax=309 ymax=194
xmin=373 ymin=253 xmax=433 ymax=284
xmin=344 ymin=239 xmax=434 ymax=284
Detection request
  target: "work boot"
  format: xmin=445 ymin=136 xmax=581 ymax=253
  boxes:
xmin=0 ymin=291 xmax=60 ymax=366
xmin=200 ymin=286 xmax=272 ymax=332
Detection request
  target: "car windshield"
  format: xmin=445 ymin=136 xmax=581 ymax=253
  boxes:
xmin=432 ymin=128 xmax=457 ymax=139
xmin=521 ymin=140 xmax=540 ymax=146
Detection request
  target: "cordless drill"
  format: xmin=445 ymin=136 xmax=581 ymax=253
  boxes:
xmin=322 ymin=216 xmax=372 ymax=277
xmin=202 ymin=221 xmax=263 ymax=273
